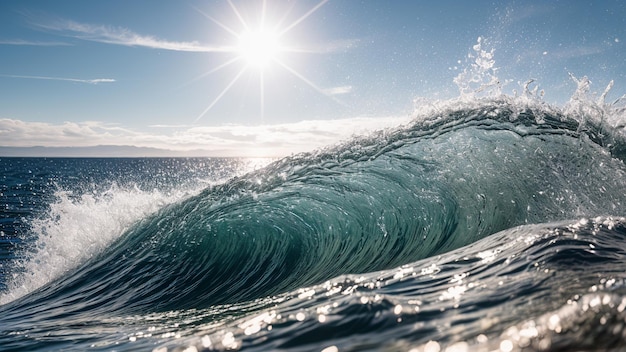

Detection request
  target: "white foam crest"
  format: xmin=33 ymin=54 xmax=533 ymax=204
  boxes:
xmin=409 ymin=37 xmax=553 ymax=124
xmin=410 ymin=88 xmax=559 ymax=128
xmin=0 ymin=183 xmax=199 ymax=305
xmin=412 ymin=37 xmax=626 ymax=136
xmin=564 ymin=74 xmax=626 ymax=129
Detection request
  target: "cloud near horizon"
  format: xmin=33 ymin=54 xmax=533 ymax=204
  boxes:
xmin=0 ymin=116 xmax=412 ymax=157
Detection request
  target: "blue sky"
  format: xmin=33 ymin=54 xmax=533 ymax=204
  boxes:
xmin=0 ymin=0 xmax=624 ymax=156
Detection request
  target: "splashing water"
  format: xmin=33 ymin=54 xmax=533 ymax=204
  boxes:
xmin=453 ymin=37 xmax=504 ymax=98
xmin=1 ymin=37 xmax=626 ymax=352
xmin=0 ymin=184 xmax=193 ymax=305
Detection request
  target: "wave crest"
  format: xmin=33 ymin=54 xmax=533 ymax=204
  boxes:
xmin=4 ymin=98 xmax=625 ymax=318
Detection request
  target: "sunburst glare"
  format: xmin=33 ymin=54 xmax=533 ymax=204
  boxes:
xmin=237 ymin=28 xmax=281 ymax=69
xmin=194 ymin=0 xmax=330 ymax=122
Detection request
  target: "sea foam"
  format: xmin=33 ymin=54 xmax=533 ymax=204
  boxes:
xmin=0 ymin=157 xmax=276 ymax=305
xmin=0 ymin=184 xmax=190 ymax=305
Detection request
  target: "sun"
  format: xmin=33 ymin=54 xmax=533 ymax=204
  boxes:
xmin=237 ymin=28 xmax=281 ymax=69
xmin=193 ymin=0 xmax=332 ymax=122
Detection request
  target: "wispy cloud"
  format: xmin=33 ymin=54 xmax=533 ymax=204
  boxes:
xmin=545 ymin=46 xmax=607 ymax=60
xmin=0 ymin=39 xmax=71 ymax=46
xmin=36 ymin=19 xmax=231 ymax=52
xmin=0 ymin=116 xmax=411 ymax=157
xmin=0 ymin=74 xmax=115 ymax=84
xmin=323 ymin=85 xmax=352 ymax=95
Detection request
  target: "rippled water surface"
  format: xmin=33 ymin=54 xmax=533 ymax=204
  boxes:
xmin=2 ymin=96 xmax=626 ymax=351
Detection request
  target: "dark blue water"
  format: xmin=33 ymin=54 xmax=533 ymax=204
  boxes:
xmin=2 ymin=99 xmax=626 ymax=351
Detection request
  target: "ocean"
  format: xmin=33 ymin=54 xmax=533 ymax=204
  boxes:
xmin=2 ymin=90 xmax=626 ymax=351
xmin=2 ymin=39 xmax=626 ymax=351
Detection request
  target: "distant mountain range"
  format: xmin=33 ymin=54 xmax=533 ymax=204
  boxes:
xmin=0 ymin=145 xmax=230 ymax=157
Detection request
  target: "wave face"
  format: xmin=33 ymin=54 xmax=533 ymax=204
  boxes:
xmin=2 ymin=100 xmax=626 ymax=351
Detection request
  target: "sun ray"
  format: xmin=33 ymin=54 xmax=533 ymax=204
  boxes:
xmin=279 ymin=0 xmax=330 ymax=36
xmin=260 ymin=70 xmax=265 ymax=122
xmin=179 ymin=56 xmax=241 ymax=90
xmin=192 ymin=6 xmax=239 ymax=38
xmin=260 ymin=0 xmax=267 ymax=27
xmin=204 ymin=56 xmax=241 ymax=76
xmin=274 ymin=58 xmax=349 ymax=108
xmin=195 ymin=67 xmax=247 ymax=122
xmin=228 ymin=0 xmax=250 ymax=31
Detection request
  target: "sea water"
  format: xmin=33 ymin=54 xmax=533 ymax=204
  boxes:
xmin=2 ymin=38 xmax=626 ymax=351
